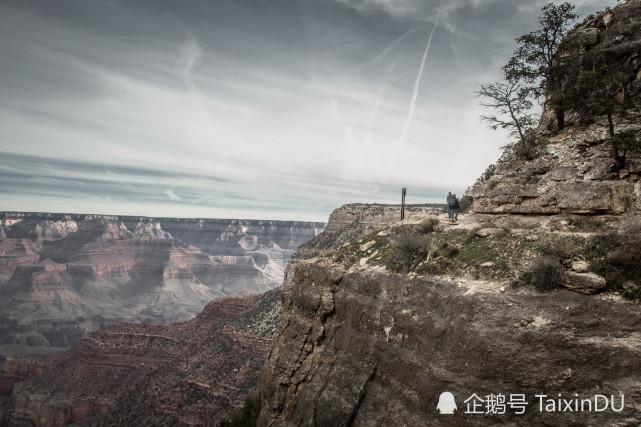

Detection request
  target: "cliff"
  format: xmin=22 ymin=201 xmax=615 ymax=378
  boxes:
xmin=257 ymin=206 xmax=641 ymax=426
xmin=294 ymin=204 xmax=442 ymax=260
xmin=0 ymin=212 xmax=322 ymax=349
xmin=471 ymin=0 xmax=641 ymax=215
xmin=257 ymin=3 xmax=641 ymax=425
xmin=470 ymin=113 xmax=641 ymax=215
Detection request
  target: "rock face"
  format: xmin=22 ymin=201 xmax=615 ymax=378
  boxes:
xmin=0 ymin=212 xmax=322 ymax=349
xmin=559 ymin=0 xmax=641 ymax=113
xmin=5 ymin=290 xmax=281 ymax=427
xmin=295 ymin=204 xmax=442 ymax=259
xmin=0 ymin=350 xmax=53 ymax=426
xmin=471 ymin=115 xmax=641 ymax=215
xmin=471 ymin=0 xmax=641 ymax=216
xmin=563 ymin=271 xmax=607 ymax=295
xmin=257 ymin=214 xmax=641 ymax=427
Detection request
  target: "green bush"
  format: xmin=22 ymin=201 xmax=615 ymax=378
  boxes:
xmin=525 ymin=257 xmax=564 ymax=292
xmin=386 ymin=230 xmax=429 ymax=273
xmin=416 ymin=218 xmax=439 ymax=234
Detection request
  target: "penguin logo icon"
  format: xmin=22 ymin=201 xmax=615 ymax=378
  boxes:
xmin=437 ymin=391 xmax=457 ymax=415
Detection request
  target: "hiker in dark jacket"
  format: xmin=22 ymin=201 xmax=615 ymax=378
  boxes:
xmin=452 ymin=194 xmax=460 ymax=221
xmin=446 ymin=192 xmax=454 ymax=220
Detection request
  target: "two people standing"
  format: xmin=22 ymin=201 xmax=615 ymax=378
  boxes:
xmin=446 ymin=192 xmax=460 ymax=221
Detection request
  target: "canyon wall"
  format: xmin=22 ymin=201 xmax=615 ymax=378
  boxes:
xmin=0 ymin=212 xmax=323 ymax=349
xmin=257 ymin=202 xmax=641 ymax=426
xmin=259 ymin=255 xmax=641 ymax=426
xmin=5 ymin=290 xmax=281 ymax=426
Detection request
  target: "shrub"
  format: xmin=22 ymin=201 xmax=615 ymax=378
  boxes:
xmin=525 ymin=256 xmax=564 ymax=292
xmin=386 ymin=230 xmax=429 ymax=273
xmin=416 ymin=218 xmax=439 ymax=234
xmin=459 ymin=195 xmax=473 ymax=213
xmin=538 ymin=236 xmax=579 ymax=259
xmin=513 ymin=140 xmax=538 ymax=160
xmin=568 ymin=216 xmax=607 ymax=231
xmin=476 ymin=164 xmax=496 ymax=184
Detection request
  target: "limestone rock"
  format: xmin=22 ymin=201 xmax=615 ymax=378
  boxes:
xmin=569 ymin=260 xmax=590 ymax=273
xmin=259 ymin=260 xmax=641 ymax=427
xmin=562 ymin=271 xmax=607 ymax=295
xmin=476 ymin=228 xmax=496 ymax=238
xmin=471 ymin=0 xmax=641 ymax=216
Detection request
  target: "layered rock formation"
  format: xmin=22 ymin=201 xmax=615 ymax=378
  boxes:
xmin=295 ymin=204 xmax=442 ymax=259
xmin=471 ymin=114 xmax=641 ymax=215
xmin=257 ymin=209 xmax=641 ymax=427
xmin=5 ymin=290 xmax=280 ymax=427
xmin=472 ymin=0 xmax=641 ymax=215
xmin=0 ymin=349 xmax=54 ymax=427
xmin=0 ymin=213 xmax=322 ymax=349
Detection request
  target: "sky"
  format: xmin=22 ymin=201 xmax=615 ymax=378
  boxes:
xmin=0 ymin=0 xmax=613 ymax=221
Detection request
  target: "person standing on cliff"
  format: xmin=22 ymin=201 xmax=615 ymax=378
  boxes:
xmin=452 ymin=194 xmax=460 ymax=221
xmin=446 ymin=192 xmax=454 ymax=220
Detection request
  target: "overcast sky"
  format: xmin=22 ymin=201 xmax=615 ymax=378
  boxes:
xmin=0 ymin=0 xmax=612 ymax=221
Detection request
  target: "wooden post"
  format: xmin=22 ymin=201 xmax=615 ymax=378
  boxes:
xmin=401 ymin=188 xmax=407 ymax=221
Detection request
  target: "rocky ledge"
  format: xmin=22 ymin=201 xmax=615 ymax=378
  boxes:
xmin=257 ymin=210 xmax=641 ymax=426
xmin=470 ymin=114 xmax=641 ymax=215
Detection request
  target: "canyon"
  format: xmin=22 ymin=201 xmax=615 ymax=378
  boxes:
xmin=3 ymin=290 xmax=281 ymax=426
xmin=0 ymin=212 xmax=323 ymax=349
xmin=5 ymin=1 xmax=641 ymax=426
xmin=0 ymin=211 xmax=323 ymax=426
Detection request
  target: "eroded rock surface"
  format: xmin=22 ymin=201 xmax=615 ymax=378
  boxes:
xmin=6 ymin=290 xmax=281 ymax=427
xmin=0 ymin=212 xmax=322 ymax=348
xmin=471 ymin=116 xmax=641 ymax=215
xmin=471 ymin=0 xmax=641 ymax=216
xmin=258 ymin=258 xmax=641 ymax=427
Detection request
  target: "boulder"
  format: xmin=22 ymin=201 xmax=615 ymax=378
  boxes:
xmin=569 ymin=260 xmax=590 ymax=273
xmin=562 ymin=271 xmax=606 ymax=295
xmin=476 ymin=228 xmax=497 ymax=238
xmin=584 ymin=161 xmax=611 ymax=180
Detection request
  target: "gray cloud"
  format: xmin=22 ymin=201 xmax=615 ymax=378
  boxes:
xmin=0 ymin=0 xmax=613 ymax=220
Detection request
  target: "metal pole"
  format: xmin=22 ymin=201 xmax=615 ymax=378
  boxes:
xmin=401 ymin=188 xmax=407 ymax=220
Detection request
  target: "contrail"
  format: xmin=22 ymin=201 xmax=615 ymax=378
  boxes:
xmin=397 ymin=0 xmax=446 ymax=148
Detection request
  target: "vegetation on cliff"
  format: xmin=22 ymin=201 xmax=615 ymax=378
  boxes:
xmin=330 ymin=215 xmax=641 ymax=299
xmin=480 ymin=1 xmax=641 ymax=170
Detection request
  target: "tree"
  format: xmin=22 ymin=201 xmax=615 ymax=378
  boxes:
xmin=610 ymin=130 xmax=641 ymax=171
xmin=549 ymin=51 xmax=634 ymax=169
xmin=478 ymin=80 xmax=536 ymax=145
xmin=504 ymin=2 xmax=578 ymax=129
